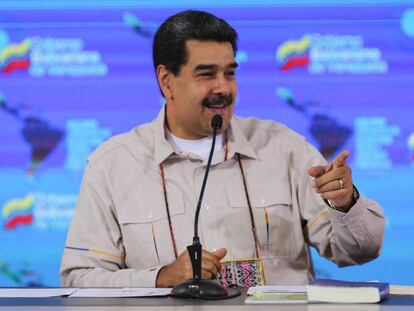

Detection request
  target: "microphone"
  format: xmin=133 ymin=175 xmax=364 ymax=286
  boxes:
xmin=170 ymin=115 xmax=240 ymax=300
xmin=211 ymin=114 xmax=223 ymax=129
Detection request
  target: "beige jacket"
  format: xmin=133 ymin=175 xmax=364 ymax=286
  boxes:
xmin=60 ymin=108 xmax=385 ymax=287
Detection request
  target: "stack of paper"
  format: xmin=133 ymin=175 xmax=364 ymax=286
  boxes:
xmin=0 ymin=288 xmax=78 ymax=297
xmin=69 ymin=288 xmax=171 ymax=297
xmin=390 ymin=285 xmax=414 ymax=295
xmin=0 ymin=288 xmax=171 ymax=298
xmin=245 ymin=286 xmax=307 ymax=304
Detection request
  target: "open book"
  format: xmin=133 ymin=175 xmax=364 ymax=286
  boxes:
xmin=306 ymin=279 xmax=390 ymax=303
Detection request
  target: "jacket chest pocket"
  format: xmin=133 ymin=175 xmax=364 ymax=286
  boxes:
xmin=117 ymin=186 xmax=186 ymax=268
xmin=226 ymin=180 xmax=297 ymax=258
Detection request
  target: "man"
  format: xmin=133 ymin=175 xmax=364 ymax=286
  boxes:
xmin=60 ymin=10 xmax=385 ymax=288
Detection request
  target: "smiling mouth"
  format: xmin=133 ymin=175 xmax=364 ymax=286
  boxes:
xmin=202 ymin=95 xmax=233 ymax=109
xmin=204 ymin=103 xmax=229 ymax=109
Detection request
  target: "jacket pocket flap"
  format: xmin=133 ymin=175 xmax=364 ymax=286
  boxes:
xmin=117 ymin=188 xmax=185 ymax=224
xmin=226 ymin=181 xmax=292 ymax=208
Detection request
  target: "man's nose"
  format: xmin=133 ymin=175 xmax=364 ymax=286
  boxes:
xmin=212 ymin=75 xmax=231 ymax=95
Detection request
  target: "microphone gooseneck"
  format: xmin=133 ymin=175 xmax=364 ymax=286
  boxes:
xmin=170 ymin=114 xmax=240 ymax=300
xmin=194 ymin=114 xmax=223 ymax=238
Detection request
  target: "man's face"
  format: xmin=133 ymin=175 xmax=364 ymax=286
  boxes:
xmin=164 ymin=40 xmax=238 ymax=139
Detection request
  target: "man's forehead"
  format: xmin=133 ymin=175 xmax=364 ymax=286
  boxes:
xmin=185 ymin=40 xmax=235 ymax=67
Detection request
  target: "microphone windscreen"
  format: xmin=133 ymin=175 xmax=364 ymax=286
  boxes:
xmin=211 ymin=114 xmax=223 ymax=129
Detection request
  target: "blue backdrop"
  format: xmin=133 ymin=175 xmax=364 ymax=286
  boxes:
xmin=1 ymin=0 xmax=413 ymax=287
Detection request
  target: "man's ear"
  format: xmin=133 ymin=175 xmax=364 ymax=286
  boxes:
xmin=157 ymin=65 xmax=174 ymax=100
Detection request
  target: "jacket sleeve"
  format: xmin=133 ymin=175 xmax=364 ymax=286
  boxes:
xmin=60 ymin=164 xmax=162 ymax=287
xmin=297 ymin=143 xmax=385 ymax=267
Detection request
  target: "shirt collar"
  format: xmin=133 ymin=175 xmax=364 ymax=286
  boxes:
xmin=153 ymin=106 xmax=175 ymax=166
xmin=152 ymin=107 xmax=258 ymax=165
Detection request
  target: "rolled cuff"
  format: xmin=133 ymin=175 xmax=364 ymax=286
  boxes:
xmin=133 ymin=266 xmax=164 ymax=287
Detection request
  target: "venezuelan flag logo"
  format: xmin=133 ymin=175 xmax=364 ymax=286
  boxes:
xmin=276 ymin=35 xmax=311 ymax=71
xmin=1 ymin=194 xmax=34 ymax=230
xmin=0 ymin=39 xmax=31 ymax=74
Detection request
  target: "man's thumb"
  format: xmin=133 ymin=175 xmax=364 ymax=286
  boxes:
xmin=308 ymin=165 xmax=326 ymax=178
xmin=213 ymin=248 xmax=227 ymax=260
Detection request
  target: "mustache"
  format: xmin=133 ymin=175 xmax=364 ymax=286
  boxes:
xmin=201 ymin=95 xmax=233 ymax=108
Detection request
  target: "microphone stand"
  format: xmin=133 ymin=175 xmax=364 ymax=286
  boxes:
xmin=170 ymin=115 xmax=240 ymax=299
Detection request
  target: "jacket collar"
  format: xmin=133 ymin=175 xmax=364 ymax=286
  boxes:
xmin=152 ymin=107 xmax=257 ymax=165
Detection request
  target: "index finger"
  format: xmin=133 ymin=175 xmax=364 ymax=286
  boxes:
xmin=333 ymin=150 xmax=350 ymax=168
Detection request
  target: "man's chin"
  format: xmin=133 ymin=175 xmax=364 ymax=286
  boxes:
xmin=206 ymin=119 xmax=230 ymax=136
xmin=205 ymin=107 xmax=232 ymax=123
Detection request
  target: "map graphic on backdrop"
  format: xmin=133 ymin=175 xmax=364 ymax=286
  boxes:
xmin=1 ymin=95 xmax=64 ymax=175
xmin=1 ymin=2 xmax=414 ymax=286
xmin=276 ymin=87 xmax=352 ymax=159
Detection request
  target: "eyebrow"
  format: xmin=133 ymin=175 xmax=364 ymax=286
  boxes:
xmin=194 ymin=62 xmax=239 ymax=72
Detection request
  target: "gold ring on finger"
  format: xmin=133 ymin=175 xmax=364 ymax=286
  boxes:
xmin=338 ymin=178 xmax=344 ymax=190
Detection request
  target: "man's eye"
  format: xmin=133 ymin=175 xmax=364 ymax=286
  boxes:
xmin=226 ymin=71 xmax=236 ymax=76
xmin=199 ymin=72 xmax=213 ymax=77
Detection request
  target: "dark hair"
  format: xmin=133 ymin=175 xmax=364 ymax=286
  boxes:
xmin=152 ymin=10 xmax=238 ymax=77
